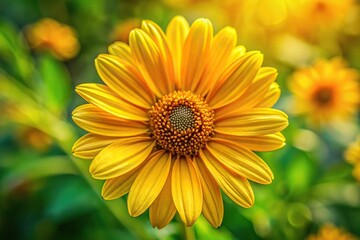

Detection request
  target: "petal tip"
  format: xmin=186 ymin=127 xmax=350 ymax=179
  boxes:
xmin=128 ymin=205 xmax=143 ymax=217
xmin=151 ymin=222 xmax=169 ymax=230
xmin=89 ymin=162 xmax=103 ymax=179
xmin=71 ymin=145 xmax=77 ymax=155
xmin=172 ymin=15 xmax=187 ymax=22
xmin=95 ymin=54 xmax=106 ymax=62
xmin=243 ymin=198 xmax=255 ymax=208
xmin=101 ymin=189 xmax=111 ymax=200
xmin=74 ymin=83 xmax=90 ymax=95
xmin=225 ymin=26 xmax=237 ymax=35
xmin=192 ymin=17 xmax=212 ymax=28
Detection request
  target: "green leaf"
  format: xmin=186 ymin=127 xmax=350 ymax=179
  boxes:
xmin=1 ymin=155 xmax=76 ymax=194
xmin=38 ymin=54 xmax=72 ymax=114
xmin=0 ymin=20 xmax=33 ymax=83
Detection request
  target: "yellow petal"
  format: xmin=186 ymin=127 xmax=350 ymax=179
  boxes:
xmin=75 ymin=83 xmax=148 ymax=121
xmin=215 ymin=67 xmax=278 ymax=118
xmin=72 ymin=104 xmax=149 ymax=137
xmin=229 ymin=45 xmax=246 ymax=62
xmin=353 ymin=164 xmax=360 ymax=181
xmin=141 ymin=20 xmax=175 ymax=85
xmin=288 ymin=69 xmax=316 ymax=95
xmin=215 ymin=108 xmax=288 ymax=136
xmin=149 ymin=166 xmax=177 ymax=229
xmin=128 ymin=151 xmax=171 ymax=217
xmin=255 ymin=82 xmax=281 ymax=108
xmin=108 ymin=41 xmax=133 ymax=63
xmin=95 ymin=54 xmax=154 ymax=109
xmin=129 ymin=29 xmax=174 ymax=98
xmin=215 ymin=132 xmax=286 ymax=152
xmin=195 ymin=157 xmax=223 ymax=228
xmin=166 ymin=16 xmax=190 ymax=89
xmin=90 ymin=137 xmax=155 ymax=179
xmin=181 ymin=18 xmax=213 ymax=91
xmin=199 ymin=149 xmax=254 ymax=208
xmin=102 ymin=167 xmax=141 ymax=200
xmin=196 ymin=26 xmax=237 ymax=96
xmin=207 ymin=51 xmax=263 ymax=109
xmin=72 ymin=133 xmax=118 ymax=159
xmin=206 ymin=139 xmax=273 ymax=184
xmin=172 ymin=156 xmax=203 ymax=227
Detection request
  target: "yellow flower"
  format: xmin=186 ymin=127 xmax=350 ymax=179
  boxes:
xmin=25 ymin=18 xmax=79 ymax=60
xmin=345 ymin=136 xmax=360 ymax=181
xmin=17 ymin=127 xmax=53 ymax=152
xmin=307 ymin=224 xmax=358 ymax=240
xmin=289 ymin=58 xmax=360 ymax=126
xmin=72 ymin=16 xmax=288 ymax=228
xmin=110 ymin=18 xmax=141 ymax=43
xmin=164 ymin=0 xmax=208 ymax=8
xmin=289 ymin=0 xmax=354 ymax=41
xmin=215 ymin=0 xmax=289 ymax=27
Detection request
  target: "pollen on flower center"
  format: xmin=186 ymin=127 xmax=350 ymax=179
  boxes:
xmin=149 ymin=90 xmax=214 ymax=156
xmin=169 ymin=105 xmax=195 ymax=131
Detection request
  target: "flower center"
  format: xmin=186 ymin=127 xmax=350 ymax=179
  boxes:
xmin=169 ymin=105 xmax=195 ymax=131
xmin=314 ymin=2 xmax=327 ymax=12
xmin=313 ymin=87 xmax=333 ymax=105
xmin=149 ymin=90 xmax=214 ymax=156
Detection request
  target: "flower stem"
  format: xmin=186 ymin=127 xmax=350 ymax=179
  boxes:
xmin=184 ymin=225 xmax=196 ymax=240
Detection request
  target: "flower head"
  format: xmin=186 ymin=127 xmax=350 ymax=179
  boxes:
xmin=345 ymin=136 xmax=360 ymax=181
xmin=25 ymin=18 xmax=80 ymax=60
xmin=289 ymin=58 xmax=360 ymax=126
xmin=72 ymin=16 xmax=288 ymax=228
xmin=307 ymin=224 xmax=358 ymax=240
xmin=290 ymin=0 xmax=354 ymax=41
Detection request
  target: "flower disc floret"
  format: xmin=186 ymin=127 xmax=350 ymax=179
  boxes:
xmin=149 ymin=90 xmax=214 ymax=156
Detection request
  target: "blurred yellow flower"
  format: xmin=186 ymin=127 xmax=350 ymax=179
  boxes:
xmin=163 ymin=0 xmax=207 ymax=8
xmin=307 ymin=224 xmax=358 ymax=240
xmin=25 ymin=18 xmax=79 ymax=60
xmin=110 ymin=18 xmax=141 ymax=43
xmin=72 ymin=16 xmax=288 ymax=228
xmin=290 ymin=0 xmax=355 ymax=41
xmin=209 ymin=0 xmax=291 ymax=47
xmin=17 ymin=127 xmax=53 ymax=152
xmin=288 ymin=58 xmax=360 ymax=126
xmin=216 ymin=0 xmax=289 ymax=27
xmin=345 ymin=136 xmax=360 ymax=181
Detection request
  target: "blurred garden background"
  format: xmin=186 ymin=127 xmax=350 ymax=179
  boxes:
xmin=0 ymin=0 xmax=360 ymax=239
